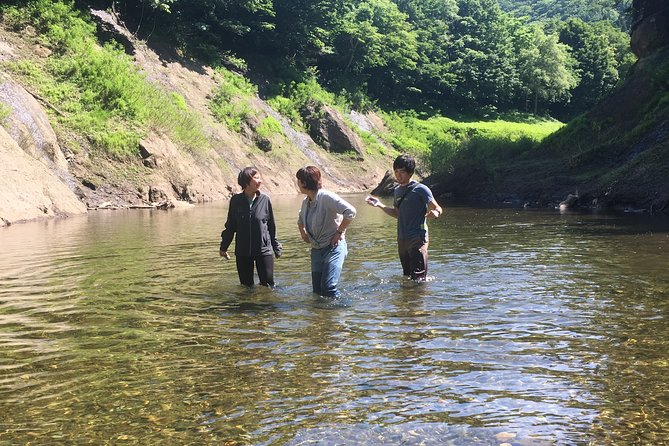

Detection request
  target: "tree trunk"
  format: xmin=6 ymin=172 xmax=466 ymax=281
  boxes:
xmin=344 ymin=39 xmax=359 ymax=73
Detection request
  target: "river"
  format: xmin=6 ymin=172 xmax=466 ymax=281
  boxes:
xmin=1 ymin=194 xmax=668 ymax=445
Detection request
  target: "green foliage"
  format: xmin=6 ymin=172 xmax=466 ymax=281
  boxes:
xmin=380 ymin=110 xmax=431 ymax=155
xmin=267 ymin=71 xmax=339 ymax=127
xmin=0 ymin=0 xmax=96 ymax=53
xmin=498 ymin=0 xmax=633 ymax=31
xmin=93 ymin=0 xmax=631 ymax=119
xmin=337 ymin=0 xmax=418 ymax=73
xmin=209 ymin=68 xmax=258 ymax=131
xmin=380 ymin=110 xmax=562 ymax=176
xmin=437 ymin=134 xmax=537 ymax=191
xmin=255 ymin=116 xmax=283 ymax=138
xmin=0 ymin=102 xmax=10 ymax=121
xmin=517 ymin=25 xmax=579 ymax=114
xmin=554 ymin=18 xmax=634 ymax=118
xmin=2 ymin=0 xmax=208 ymax=158
xmin=266 ymin=96 xmax=298 ymax=123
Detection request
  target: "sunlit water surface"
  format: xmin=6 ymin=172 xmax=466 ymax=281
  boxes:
xmin=1 ymin=195 xmax=668 ymax=445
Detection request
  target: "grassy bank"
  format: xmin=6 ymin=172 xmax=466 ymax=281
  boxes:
xmin=379 ymin=111 xmax=563 ymax=178
xmin=0 ymin=0 xmax=208 ymax=159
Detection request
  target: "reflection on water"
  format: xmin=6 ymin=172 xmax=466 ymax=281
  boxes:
xmin=1 ymin=195 xmax=668 ymax=445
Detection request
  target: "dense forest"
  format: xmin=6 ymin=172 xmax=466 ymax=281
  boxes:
xmin=498 ymin=0 xmax=632 ymax=27
xmin=91 ymin=0 xmax=636 ymax=120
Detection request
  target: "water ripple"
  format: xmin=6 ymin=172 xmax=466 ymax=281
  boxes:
xmin=1 ymin=201 xmax=669 ymax=444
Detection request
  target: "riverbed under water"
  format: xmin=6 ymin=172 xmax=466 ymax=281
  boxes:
xmin=1 ymin=194 xmax=668 ymax=445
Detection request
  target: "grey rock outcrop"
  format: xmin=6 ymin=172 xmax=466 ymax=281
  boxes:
xmin=303 ymin=103 xmax=365 ymax=160
xmin=631 ymin=0 xmax=669 ymax=58
xmin=370 ymin=170 xmax=398 ymax=197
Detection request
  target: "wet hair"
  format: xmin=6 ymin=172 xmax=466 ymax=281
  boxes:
xmin=238 ymin=167 xmax=259 ymax=189
xmin=393 ymin=154 xmax=416 ymax=175
xmin=296 ymin=166 xmax=322 ymax=191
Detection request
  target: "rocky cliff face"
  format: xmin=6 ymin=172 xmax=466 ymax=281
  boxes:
xmin=548 ymin=0 xmax=669 ymax=211
xmin=630 ymin=0 xmax=669 ymax=58
xmin=0 ymin=123 xmax=87 ymax=226
xmin=0 ymin=73 xmax=88 ymax=225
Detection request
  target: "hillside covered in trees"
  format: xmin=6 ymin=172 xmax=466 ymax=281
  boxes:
xmin=431 ymin=0 xmax=669 ymax=211
xmin=107 ymin=0 xmax=634 ymax=120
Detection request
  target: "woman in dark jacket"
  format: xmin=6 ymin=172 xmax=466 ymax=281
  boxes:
xmin=220 ymin=167 xmax=282 ymax=287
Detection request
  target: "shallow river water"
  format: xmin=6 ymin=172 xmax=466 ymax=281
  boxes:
xmin=1 ymin=194 xmax=668 ymax=445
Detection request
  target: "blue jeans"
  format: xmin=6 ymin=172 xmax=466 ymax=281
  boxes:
xmin=310 ymin=240 xmax=348 ymax=298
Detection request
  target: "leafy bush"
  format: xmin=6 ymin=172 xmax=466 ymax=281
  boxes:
xmin=267 ymin=70 xmax=339 ymax=128
xmin=1 ymin=0 xmax=95 ymax=53
xmin=267 ymin=96 xmax=299 ymax=123
xmin=209 ymin=68 xmax=257 ymax=131
xmin=255 ymin=116 xmax=283 ymax=139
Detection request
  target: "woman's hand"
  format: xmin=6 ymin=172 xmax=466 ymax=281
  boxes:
xmin=330 ymin=231 xmax=343 ymax=246
xmin=220 ymin=250 xmax=231 ymax=260
xmin=298 ymin=224 xmax=311 ymax=243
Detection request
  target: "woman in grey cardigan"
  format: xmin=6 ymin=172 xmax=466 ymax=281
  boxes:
xmin=296 ymin=166 xmax=356 ymax=298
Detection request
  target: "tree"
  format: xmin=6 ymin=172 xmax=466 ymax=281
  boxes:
xmin=446 ymin=0 xmax=522 ymax=112
xmin=334 ymin=0 xmax=418 ymax=74
xmin=111 ymin=0 xmax=275 ymax=62
xmin=393 ymin=0 xmax=459 ymax=110
xmin=557 ymin=18 xmax=624 ymax=117
xmin=271 ymin=0 xmax=346 ymax=64
xmin=518 ymin=25 xmax=578 ymax=114
xmin=497 ymin=0 xmax=633 ymax=30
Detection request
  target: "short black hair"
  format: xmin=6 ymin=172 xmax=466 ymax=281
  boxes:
xmin=296 ymin=166 xmax=322 ymax=191
xmin=238 ymin=167 xmax=259 ymax=188
xmin=393 ymin=154 xmax=415 ymax=175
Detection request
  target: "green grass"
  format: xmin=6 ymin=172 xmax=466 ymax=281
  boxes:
xmin=1 ymin=0 xmax=208 ymax=159
xmin=377 ymin=110 xmax=563 ymax=174
xmin=209 ymin=68 xmax=258 ymax=132
xmin=0 ymin=102 xmax=10 ymax=121
xmin=255 ymin=116 xmax=283 ymax=139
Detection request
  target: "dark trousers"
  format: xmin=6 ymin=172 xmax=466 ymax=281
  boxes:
xmin=397 ymin=236 xmax=429 ymax=281
xmin=236 ymin=255 xmax=275 ymax=287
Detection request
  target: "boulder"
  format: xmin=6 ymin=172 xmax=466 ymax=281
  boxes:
xmin=371 ymin=170 xmax=398 ymax=196
xmin=559 ymin=193 xmax=579 ymax=211
xmin=303 ymin=102 xmax=365 ymax=160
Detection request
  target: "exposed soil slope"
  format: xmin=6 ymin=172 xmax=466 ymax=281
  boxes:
xmin=0 ymin=10 xmax=391 ymax=227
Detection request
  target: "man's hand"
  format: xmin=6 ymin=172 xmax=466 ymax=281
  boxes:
xmin=219 ymin=250 xmax=231 ymax=260
xmin=426 ymin=209 xmax=441 ymax=219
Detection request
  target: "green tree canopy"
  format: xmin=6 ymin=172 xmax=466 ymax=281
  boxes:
xmin=518 ymin=24 xmax=579 ymax=114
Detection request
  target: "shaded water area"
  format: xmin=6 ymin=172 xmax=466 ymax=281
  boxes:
xmin=1 ymin=194 xmax=669 ymax=445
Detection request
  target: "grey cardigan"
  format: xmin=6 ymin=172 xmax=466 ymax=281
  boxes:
xmin=298 ymin=189 xmax=356 ymax=249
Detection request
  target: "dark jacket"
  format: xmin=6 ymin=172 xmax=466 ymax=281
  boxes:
xmin=220 ymin=192 xmax=282 ymax=258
